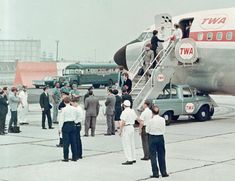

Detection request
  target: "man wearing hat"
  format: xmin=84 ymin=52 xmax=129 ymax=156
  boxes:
xmin=8 ymin=87 xmax=21 ymax=132
xmin=84 ymin=86 xmax=94 ymax=104
xmin=119 ymin=100 xmax=137 ymax=165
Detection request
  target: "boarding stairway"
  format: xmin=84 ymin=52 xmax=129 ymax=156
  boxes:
xmin=130 ymin=41 xmax=178 ymax=110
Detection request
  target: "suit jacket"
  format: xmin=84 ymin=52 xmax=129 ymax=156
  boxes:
xmin=84 ymin=96 xmax=99 ymax=117
xmin=151 ymin=35 xmax=164 ymax=51
xmin=0 ymin=95 xmax=8 ymax=114
xmin=8 ymin=93 xmax=20 ymax=111
xmin=105 ymin=94 xmax=116 ymax=115
xmin=39 ymin=92 xmax=51 ymax=111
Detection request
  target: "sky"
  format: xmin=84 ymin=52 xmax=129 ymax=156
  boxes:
xmin=1 ymin=0 xmax=235 ymax=62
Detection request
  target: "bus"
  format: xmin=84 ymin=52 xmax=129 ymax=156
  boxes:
xmin=62 ymin=63 xmax=119 ymax=88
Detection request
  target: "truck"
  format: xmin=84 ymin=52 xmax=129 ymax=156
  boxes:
xmin=152 ymin=84 xmax=217 ymax=125
xmin=32 ymin=76 xmax=70 ymax=88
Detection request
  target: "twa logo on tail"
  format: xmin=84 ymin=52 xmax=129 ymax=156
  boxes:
xmin=200 ymin=14 xmax=228 ymax=30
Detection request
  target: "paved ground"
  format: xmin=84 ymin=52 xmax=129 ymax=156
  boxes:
xmin=0 ymin=95 xmax=235 ymax=181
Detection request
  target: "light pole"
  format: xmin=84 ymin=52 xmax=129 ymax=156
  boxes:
xmin=55 ymin=40 xmax=59 ymax=61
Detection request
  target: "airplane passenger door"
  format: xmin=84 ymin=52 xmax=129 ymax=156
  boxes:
xmin=154 ymin=13 xmax=172 ymax=49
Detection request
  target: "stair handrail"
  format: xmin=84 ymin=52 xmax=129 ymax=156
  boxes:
xmin=131 ymin=41 xmax=175 ymax=94
xmin=129 ymin=32 xmax=151 ymax=74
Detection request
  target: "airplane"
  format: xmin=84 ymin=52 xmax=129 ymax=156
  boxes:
xmin=113 ymin=7 xmax=235 ymax=100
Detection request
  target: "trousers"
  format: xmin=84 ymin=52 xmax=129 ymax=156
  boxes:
xmin=106 ymin=114 xmax=115 ymax=134
xmin=84 ymin=116 xmax=97 ymax=136
xmin=52 ymin=103 xmax=59 ymax=122
xmin=121 ymin=125 xmax=136 ymax=161
xmin=149 ymin=134 xmax=167 ymax=176
xmin=62 ymin=121 xmax=77 ymax=160
xmin=42 ymin=109 xmax=52 ymax=128
xmin=8 ymin=111 xmax=18 ymax=131
xmin=141 ymin=126 xmax=149 ymax=159
xmin=75 ymin=123 xmax=82 ymax=158
xmin=18 ymin=104 xmax=28 ymax=123
xmin=0 ymin=112 xmax=7 ymax=133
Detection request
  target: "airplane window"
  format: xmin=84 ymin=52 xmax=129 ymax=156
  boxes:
xmin=207 ymin=32 xmax=213 ymax=41
xmin=198 ymin=33 xmax=203 ymax=41
xmin=226 ymin=32 xmax=233 ymax=40
xmin=216 ymin=32 xmax=223 ymax=40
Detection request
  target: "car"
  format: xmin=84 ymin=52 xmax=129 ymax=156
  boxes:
xmin=152 ymin=84 xmax=217 ymax=125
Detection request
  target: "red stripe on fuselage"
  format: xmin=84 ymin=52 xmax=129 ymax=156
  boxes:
xmin=190 ymin=30 xmax=235 ymax=42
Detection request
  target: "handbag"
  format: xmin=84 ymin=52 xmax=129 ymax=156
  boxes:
xmin=138 ymin=67 xmax=144 ymax=76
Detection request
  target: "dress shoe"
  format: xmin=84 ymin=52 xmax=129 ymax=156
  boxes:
xmin=49 ymin=127 xmax=54 ymax=129
xmin=132 ymin=160 xmax=136 ymax=163
xmin=162 ymin=174 xmax=169 ymax=177
xmin=53 ymin=121 xmax=59 ymax=124
xmin=104 ymin=133 xmax=112 ymax=136
xmin=83 ymin=134 xmax=88 ymax=137
xmin=78 ymin=156 xmax=83 ymax=159
xmin=0 ymin=132 xmax=5 ymax=135
xmin=141 ymin=157 xmax=149 ymax=161
xmin=111 ymin=133 xmax=115 ymax=135
xmin=71 ymin=159 xmax=78 ymax=162
xmin=56 ymin=144 xmax=63 ymax=147
xmin=61 ymin=159 xmax=69 ymax=162
xmin=42 ymin=127 xmax=47 ymax=129
xmin=150 ymin=175 xmax=159 ymax=178
xmin=122 ymin=161 xmax=133 ymax=165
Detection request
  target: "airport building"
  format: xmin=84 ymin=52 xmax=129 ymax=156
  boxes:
xmin=0 ymin=39 xmax=41 ymax=62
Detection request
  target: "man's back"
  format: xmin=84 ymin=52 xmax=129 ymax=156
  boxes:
xmin=84 ymin=96 xmax=99 ymax=116
xmin=105 ymin=95 xmax=116 ymax=115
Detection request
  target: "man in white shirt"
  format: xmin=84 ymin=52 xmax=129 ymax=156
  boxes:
xmin=18 ymin=85 xmax=29 ymax=125
xmin=119 ymin=100 xmax=137 ymax=165
xmin=137 ymin=100 xmax=152 ymax=160
xmin=146 ymin=105 xmax=169 ymax=178
xmin=59 ymin=97 xmax=83 ymax=162
xmin=70 ymin=98 xmax=84 ymax=159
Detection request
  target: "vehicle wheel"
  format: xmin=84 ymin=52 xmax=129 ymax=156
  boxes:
xmin=93 ymin=84 xmax=100 ymax=89
xmin=163 ymin=111 xmax=173 ymax=126
xmin=172 ymin=115 xmax=179 ymax=120
xmin=194 ymin=106 xmax=210 ymax=121
xmin=35 ymin=85 xmax=39 ymax=89
xmin=208 ymin=106 xmax=214 ymax=120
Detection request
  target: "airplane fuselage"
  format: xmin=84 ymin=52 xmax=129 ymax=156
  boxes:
xmin=113 ymin=7 xmax=235 ymax=95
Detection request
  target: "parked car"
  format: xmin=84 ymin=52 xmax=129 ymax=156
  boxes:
xmin=152 ymin=84 xmax=217 ymax=125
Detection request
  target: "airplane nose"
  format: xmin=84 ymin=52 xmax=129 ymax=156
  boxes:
xmin=113 ymin=39 xmax=141 ymax=71
xmin=113 ymin=45 xmax=128 ymax=70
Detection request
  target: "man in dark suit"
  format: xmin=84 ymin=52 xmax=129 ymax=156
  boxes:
xmin=151 ymin=30 xmax=164 ymax=68
xmin=104 ymin=88 xmax=116 ymax=135
xmin=121 ymin=87 xmax=133 ymax=109
xmin=39 ymin=86 xmax=54 ymax=129
xmin=0 ymin=88 xmax=8 ymax=135
xmin=84 ymin=90 xmax=99 ymax=136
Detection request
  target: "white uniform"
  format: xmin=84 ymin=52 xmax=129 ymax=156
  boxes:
xmin=120 ymin=107 xmax=137 ymax=162
xmin=18 ymin=90 xmax=28 ymax=124
xmin=173 ymin=28 xmax=183 ymax=42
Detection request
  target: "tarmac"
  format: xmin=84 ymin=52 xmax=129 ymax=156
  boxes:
xmin=0 ymin=93 xmax=235 ymax=181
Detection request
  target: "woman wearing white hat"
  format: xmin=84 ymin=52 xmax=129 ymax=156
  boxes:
xmin=119 ymin=100 xmax=137 ymax=165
